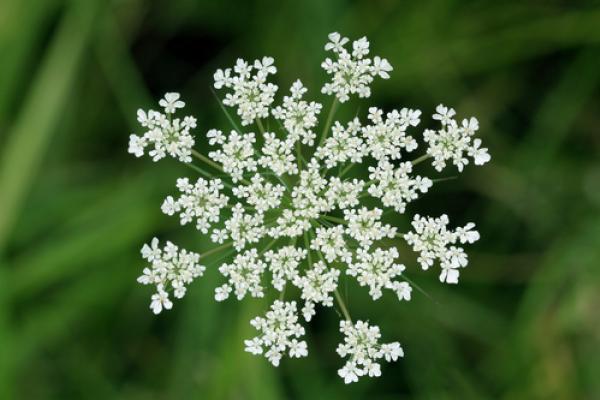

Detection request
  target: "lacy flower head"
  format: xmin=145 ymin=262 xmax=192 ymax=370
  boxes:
xmin=128 ymin=32 xmax=490 ymax=383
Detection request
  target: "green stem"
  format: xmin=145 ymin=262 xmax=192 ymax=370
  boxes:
xmin=201 ymin=242 xmax=233 ymax=259
xmin=321 ymin=214 xmax=347 ymax=225
xmin=334 ymin=289 xmax=352 ymax=322
xmin=317 ymin=98 xmax=338 ymax=148
xmin=339 ymin=163 xmax=353 ymax=178
xmin=411 ymin=153 xmax=432 ymax=166
xmin=211 ymin=88 xmax=241 ymax=133
xmin=192 ymin=149 xmax=250 ymax=185
xmin=256 ymin=118 xmax=266 ymax=135
xmin=279 ymin=284 xmax=286 ymax=300
xmin=192 ymin=149 xmax=224 ymax=172
xmin=259 ymin=237 xmax=279 ymax=256
xmin=314 ymin=247 xmax=352 ymax=322
xmin=295 ymin=141 xmax=303 ymax=171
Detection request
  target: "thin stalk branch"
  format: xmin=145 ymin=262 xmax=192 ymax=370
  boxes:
xmin=317 ymin=98 xmax=338 ymax=148
xmin=201 ymin=242 xmax=233 ymax=259
xmin=321 ymin=214 xmax=347 ymax=225
xmin=339 ymin=163 xmax=353 ymax=178
xmin=192 ymin=149 xmax=223 ymax=172
xmin=334 ymin=289 xmax=352 ymax=322
xmin=411 ymin=153 xmax=432 ymax=166
xmin=210 ymin=87 xmax=241 ymax=133
xmin=256 ymin=118 xmax=266 ymax=135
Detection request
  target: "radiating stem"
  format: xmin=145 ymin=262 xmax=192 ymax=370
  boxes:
xmin=334 ymin=289 xmax=352 ymax=322
xmin=256 ymin=118 xmax=266 ymax=135
xmin=339 ymin=163 xmax=353 ymax=178
xmin=201 ymin=242 xmax=233 ymax=259
xmin=295 ymin=141 xmax=303 ymax=170
xmin=321 ymin=214 xmax=346 ymax=225
xmin=191 ymin=149 xmax=250 ymax=185
xmin=317 ymin=98 xmax=338 ymax=148
xmin=411 ymin=153 xmax=432 ymax=166
xmin=192 ymin=149 xmax=223 ymax=172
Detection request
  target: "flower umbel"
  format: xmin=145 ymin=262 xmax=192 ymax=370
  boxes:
xmin=130 ymin=32 xmax=490 ymax=383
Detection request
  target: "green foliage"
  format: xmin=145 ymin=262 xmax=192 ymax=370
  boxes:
xmin=0 ymin=0 xmax=599 ymax=398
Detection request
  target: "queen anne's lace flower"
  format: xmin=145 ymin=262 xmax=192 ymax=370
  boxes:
xmin=344 ymin=207 xmax=396 ymax=248
xmin=258 ymin=133 xmax=298 ymax=176
xmin=311 ymin=225 xmax=352 ymax=263
xmin=337 ymin=320 xmax=403 ymax=383
xmin=137 ymin=238 xmax=204 ymax=313
xmin=245 ymin=300 xmax=308 ymax=366
xmin=131 ymin=32 xmax=491 ymax=383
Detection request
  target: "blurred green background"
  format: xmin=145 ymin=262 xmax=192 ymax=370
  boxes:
xmin=1 ymin=0 xmax=600 ymax=399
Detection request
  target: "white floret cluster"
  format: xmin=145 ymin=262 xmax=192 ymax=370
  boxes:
xmin=128 ymin=93 xmax=196 ymax=162
xmin=337 ymin=320 xmax=404 ymax=384
xmin=426 ymin=105 xmax=491 ymax=171
xmin=161 ymin=177 xmax=228 ymax=233
xmin=130 ymin=32 xmax=491 ymax=383
xmin=136 ymin=238 xmax=205 ymax=314
xmin=244 ymin=300 xmax=308 ymax=366
xmin=321 ymin=32 xmax=393 ymax=102
xmin=214 ymin=57 xmax=278 ymax=126
xmin=404 ymin=214 xmax=480 ymax=284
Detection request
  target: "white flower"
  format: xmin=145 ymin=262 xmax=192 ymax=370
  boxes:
xmin=128 ymin=134 xmax=146 ymax=157
xmin=259 ymin=133 xmax=298 ymax=176
xmin=367 ymin=160 xmax=432 ymax=213
xmin=215 ymin=248 xmax=266 ymax=300
xmin=311 ymin=225 xmax=352 ymax=263
xmin=130 ymin=32 xmax=491 ymax=383
xmin=150 ymin=286 xmax=173 ymax=314
xmin=425 ymin=104 xmax=490 ymax=171
xmin=128 ymin=98 xmax=195 ymax=163
xmin=222 ymin=204 xmax=266 ymax=250
xmin=321 ymin=33 xmax=392 ymax=102
xmin=159 ymin=92 xmax=185 ymax=114
xmin=347 ymin=247 xmax=408 ymax=300
xmin=404 ymin=214 xmax=480 ymax=284
xmin=137 ymin=238 xmax=204 ymax=313
xmin=161 ymin=177 xmax=228 ymax=233
xmin=344 ymin=207 xmax=396 ymax=248
xmin=362 ymin=107 xmax=419 ymax=160
xmin=213 ymin=57 xmax=278 ymax=125
xmin=324 ymin=32 xmax=349 ymax=53
xmin=207 ymin=128 xmax=225 ymax=145
xmin=325 ymin=177 xmax=364 ymax=209
xmin=232 ymin=174 xmax=285 ymax=214
xmin=245 ymin=300 xmax=307 ymax=366
xmin=264 ymin=246 xmax=307 ymax=291
xmin=272 ymin=80 xmax=322 ymax=145
xmin=315 ymin=118 xmax=365 ymax=168
xmin=293 ymin=260 xmax=340 ymax=321
xmin=209 ymin=131 xmax=257 ymax=182
xmin=337 ymin=320 xmax=403 ymax=383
